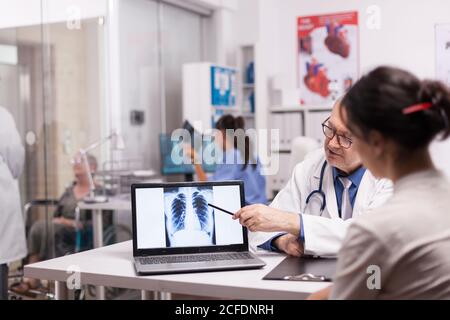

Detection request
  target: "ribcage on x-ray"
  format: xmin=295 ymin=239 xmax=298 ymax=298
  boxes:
xmin=170 ymin=193 xmax=186 ymax=233
xmin=192 ymin=191 xmax=210 ymax=234
xmin=165 ymin=187 xmax=215 ymax=246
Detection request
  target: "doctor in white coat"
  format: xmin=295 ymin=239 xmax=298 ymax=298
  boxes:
xmin=0 ymin=106 xmax=26 ymax=300
xmin=234 ymin=100 xmax=393 ymax=257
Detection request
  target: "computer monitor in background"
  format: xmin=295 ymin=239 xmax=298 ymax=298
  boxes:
xmin=159 ymin=133 xmax=216 ymax=176
xmin=182 ymin=120 xmax=197 ymax=141
xmin=159 ymin=133 xmax=194 ymax=175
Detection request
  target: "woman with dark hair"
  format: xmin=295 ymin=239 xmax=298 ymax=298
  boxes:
xmin=310 ymin=66 xmax=450 ymax=299
xmin=188 ymin=114 xmax=267 ymax=205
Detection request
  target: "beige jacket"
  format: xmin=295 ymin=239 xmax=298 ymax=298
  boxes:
xmin=331 ymin=169 xmax=450 ymax=299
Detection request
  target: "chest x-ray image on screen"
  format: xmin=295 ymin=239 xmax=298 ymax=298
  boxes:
xmin=164 ymin=186 xmax=216 ymax=247
xmin=134 ymin=183 xmax=244 ymax=250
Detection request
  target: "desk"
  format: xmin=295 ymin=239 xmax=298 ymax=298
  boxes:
xmin=77 ymin=198 xmax=131 ymax=299
xmin=24 ymin=241 xmax=330 ymax=300
xmin=78 ymin=198 xmax=131 ymax=248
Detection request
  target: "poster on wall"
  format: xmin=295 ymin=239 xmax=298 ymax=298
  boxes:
xmin=297 ymin=11 xmax=359 ymax=106
xmin=435 ymin=24 xmax=450 ymax=88
xmin=210 ymin=66 xmax=237 ymax=107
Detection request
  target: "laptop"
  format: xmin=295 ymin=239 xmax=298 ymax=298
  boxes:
xmin=131 ymin=180 xmax=266 ymax=275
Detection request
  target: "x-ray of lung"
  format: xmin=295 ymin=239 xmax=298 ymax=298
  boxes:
xmin=163 ymin=186 xmax=216 ymax=247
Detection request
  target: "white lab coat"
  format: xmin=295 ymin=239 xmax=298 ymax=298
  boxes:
xmin=250 ymin=148 xmax=393 ymax=257
xmin=0 ymin=106 xmax=26 ymax=264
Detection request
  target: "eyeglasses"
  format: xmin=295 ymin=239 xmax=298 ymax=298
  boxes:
xmin=321 ymin=118 xmax=353 ymax=149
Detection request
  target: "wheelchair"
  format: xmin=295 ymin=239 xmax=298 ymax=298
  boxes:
xmin=9 ymin=199 xmax=132 ymax=300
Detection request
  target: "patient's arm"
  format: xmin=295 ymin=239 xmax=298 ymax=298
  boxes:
xmin=194 ymin=164 xmax=208 ymax=182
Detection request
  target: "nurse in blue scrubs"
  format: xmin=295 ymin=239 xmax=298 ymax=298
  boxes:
xmin=189 ymin=115 xmax=267 ymax=205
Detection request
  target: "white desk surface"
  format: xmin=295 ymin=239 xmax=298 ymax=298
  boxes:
xmin=24 ymin=241 xmax=330 ymax=299
xmin=77 ymin=198 xmax=131 ymax=211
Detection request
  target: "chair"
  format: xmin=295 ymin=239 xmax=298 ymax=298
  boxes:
xmin=23 ymin=199 xmax=91 ymax=258
xmin=249 ymin=136 xmax=320 ymax=251
xmin=23 ymin=199 xmax=60 ymax=255
xmin=289 ymin=136 xmax=320 ymax=173
xmin=10 ymin=199 xmax=132 ymax=300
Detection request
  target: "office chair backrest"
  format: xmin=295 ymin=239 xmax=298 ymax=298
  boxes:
xmin=289 ymin=136 xmax=320 ymax=173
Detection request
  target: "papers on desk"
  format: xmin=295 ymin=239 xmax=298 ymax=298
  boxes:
xmin=132 ymin=170 xmax=157 ymax=177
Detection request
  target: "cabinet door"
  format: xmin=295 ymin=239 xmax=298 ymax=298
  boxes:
xmin=305 ymin=111 xmax=331 ymax=144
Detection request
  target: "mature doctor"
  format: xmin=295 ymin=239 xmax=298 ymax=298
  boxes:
xmin=0 ymin=106 xmax=26 ymax=300
xmin=235 ymin=100 xmax=393 ymax=257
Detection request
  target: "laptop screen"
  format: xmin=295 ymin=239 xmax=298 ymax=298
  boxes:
xmin=133 ymin=182 xmax=246 ymax=253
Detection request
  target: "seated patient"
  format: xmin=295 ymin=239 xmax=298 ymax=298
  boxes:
xmin=310 ymin=66 xmax=450 ymax=299
xmin=11 ymin=153 xmax=97 ymax=294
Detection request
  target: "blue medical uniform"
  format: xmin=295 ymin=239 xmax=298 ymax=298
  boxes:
xmin=210 ymin=148 xmax=267 ymax=205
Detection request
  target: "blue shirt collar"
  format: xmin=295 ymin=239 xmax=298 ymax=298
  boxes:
xmin=332 ymin=166 xmax=366 ymax=188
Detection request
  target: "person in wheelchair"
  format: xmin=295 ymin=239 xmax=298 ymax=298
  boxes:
xmin=10 ymin=153 xmax=98 ymax=295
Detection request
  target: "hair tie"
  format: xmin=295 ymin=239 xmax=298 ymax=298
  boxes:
xmin=402 ymin=102 xmax=433 ymax=115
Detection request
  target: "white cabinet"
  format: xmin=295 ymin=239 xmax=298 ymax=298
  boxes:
xmin=304 ymin=111 xmax=330 ymax=145
xmin=237 ymin=44 xmax=256 ymax=129
xmin=268 ymin=106 xmax=332 ymax=197
xmin=182 ymin=62 xmax=238 ymax=133
xmin=270 ymin=112 xmax=303 ymax=151
xmin=269 ymin=152 xmax=291 ymax=195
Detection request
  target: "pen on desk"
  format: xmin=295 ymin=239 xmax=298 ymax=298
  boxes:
xmin=207 ymin=203 xmax=234 ymax=216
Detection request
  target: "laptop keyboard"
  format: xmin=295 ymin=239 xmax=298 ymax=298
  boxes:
xmin=139 ymin=252 xmax=254 ymax=265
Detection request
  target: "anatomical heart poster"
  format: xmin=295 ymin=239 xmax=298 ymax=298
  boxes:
xmin=297 ymin=11 xmax=359 ymax=106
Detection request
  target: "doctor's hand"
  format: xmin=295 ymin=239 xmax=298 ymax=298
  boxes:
xmin=273 ymin=234 xmax=304 ymax=257
xmin=233 ymin=204 xmax=300 ymax=236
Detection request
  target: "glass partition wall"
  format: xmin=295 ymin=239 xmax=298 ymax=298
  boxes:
xmin=0 ymin=0 xmax=209 ymax=298
xmin=0 ymin=10 xmax=108 ymax=264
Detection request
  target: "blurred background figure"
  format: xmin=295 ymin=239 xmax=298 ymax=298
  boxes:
xmin=187 ymin=115 xmax=267 ymax=205
xmin=10 ymin=153 xmax=97 ymax=296
xmin=0 ymin=106 xmax=26 ymax=300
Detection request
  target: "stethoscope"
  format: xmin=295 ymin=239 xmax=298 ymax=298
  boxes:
xmin=305 ymin=160 xmax=327 ymax=216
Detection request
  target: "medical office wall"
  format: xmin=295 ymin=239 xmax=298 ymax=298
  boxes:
xmin=233 ymin=0 xmax=450 ymax=179
xmin=108 ymin=0 xmax=239 ymax=182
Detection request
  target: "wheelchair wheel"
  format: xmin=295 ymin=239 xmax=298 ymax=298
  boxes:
xmin=103 ymin=224 xmax=132 ymax=245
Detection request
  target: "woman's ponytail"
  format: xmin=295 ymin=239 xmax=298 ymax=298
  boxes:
xmin=418 ymin=80 xmax=450 ymax=139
